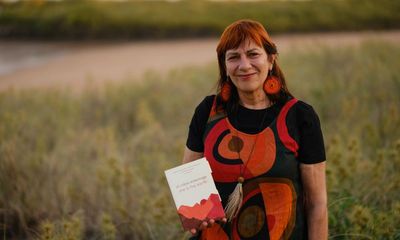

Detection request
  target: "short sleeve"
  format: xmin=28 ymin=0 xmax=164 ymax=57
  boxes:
xmin=186 ymin=95 xmax=214 ymax=152
xmin=295 ymin=101 xmax=326 ymax=164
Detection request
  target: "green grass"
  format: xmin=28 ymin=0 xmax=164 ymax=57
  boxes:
xmin=0 ymin=0 xmax=399 ymax=40
xmin=0 ymin=40 xmax=400 ymax=239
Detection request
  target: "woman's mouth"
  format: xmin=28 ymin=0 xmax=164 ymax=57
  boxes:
xmin=236 ymin=73 xmax=256 ymax=80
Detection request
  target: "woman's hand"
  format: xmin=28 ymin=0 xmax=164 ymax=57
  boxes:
xmin=189 ymin=218 xmax=227 ymax=236
xmin=189 ymin=218 xmax=227 ymax=235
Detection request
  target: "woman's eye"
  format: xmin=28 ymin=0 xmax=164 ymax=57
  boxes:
xmin=227 ymin=56 xmax=238 ymax=60
xmin=249 ymin=52 xmax=259 ymax=57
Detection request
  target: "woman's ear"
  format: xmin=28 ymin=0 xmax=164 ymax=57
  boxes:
xmin=268 ymin=54 xmax=276 ymax=64
xmin=268 ymin=54 xmax=276 ymax=70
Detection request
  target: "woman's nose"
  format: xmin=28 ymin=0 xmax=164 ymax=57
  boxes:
xmin=238 ymin=56 xmax=252 ymax=71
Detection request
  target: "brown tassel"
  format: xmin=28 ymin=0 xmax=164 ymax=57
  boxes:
xmin=224 ymin=180 xmax=243 ymax=222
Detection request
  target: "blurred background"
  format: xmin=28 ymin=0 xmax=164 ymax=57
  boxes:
xmin=0 ymin=0 xmax=399 ymax=239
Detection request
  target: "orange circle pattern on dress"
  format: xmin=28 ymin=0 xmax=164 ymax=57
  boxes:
xmin=238 ymin=205 xmax=265 ymax=238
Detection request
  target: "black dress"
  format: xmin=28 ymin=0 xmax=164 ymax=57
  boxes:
xmin=186 ymin=95 xmax=326 ymax=240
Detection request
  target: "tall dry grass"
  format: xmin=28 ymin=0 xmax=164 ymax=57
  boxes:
xmin=0 ymin=41 xmax=399 ymax=239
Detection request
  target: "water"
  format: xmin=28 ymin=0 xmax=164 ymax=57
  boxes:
xmin=0 ymin=41 xmax=73 ymax=76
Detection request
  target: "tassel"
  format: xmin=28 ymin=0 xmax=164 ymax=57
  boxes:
xmin=224 ymin=178 xmax=244 ymax=222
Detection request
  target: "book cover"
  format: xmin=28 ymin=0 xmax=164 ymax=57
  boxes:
xmin=164 ymin=158 xmax=225 ymax=231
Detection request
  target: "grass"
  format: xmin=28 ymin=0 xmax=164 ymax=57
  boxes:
xmin=0 ymin=40 xmax=400 ymax=239
xmin=0 ymin=0 xmax=399 ymax=40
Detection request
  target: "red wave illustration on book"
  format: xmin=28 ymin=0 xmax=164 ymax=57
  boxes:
xmin=177 ymin=193 xmax=225 ymax=230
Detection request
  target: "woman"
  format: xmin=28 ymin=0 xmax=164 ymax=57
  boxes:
xmin=182 ymin=19 xmax=327 ymax=240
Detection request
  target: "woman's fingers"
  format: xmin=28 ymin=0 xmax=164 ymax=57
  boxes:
xmin=190 ymin=218 xmax=226 ymax=235
xmin=199 ymin=221 xmax=208 ymax=230
xmin=208 ymin=219 xmax=215 ymax=226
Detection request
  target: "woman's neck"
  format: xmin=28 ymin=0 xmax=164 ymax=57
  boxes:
xmin=238 ymin=91 xmax=271 ymax=110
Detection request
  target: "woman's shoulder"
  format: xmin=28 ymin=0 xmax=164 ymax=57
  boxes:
xmin=289 ymin=99 xmax=326 ymax=164
xmin=294 ymin=100 xmax=320 ymax=121
xmin=203 ymin=95 xmax=216 ymax=107
xmin=286 ymin=98 xmax=322 ymax=131
xmin=187 ymin=95 xmax=216 ymax=153
xmin=189 ymin=95 xmax=217 ymax=126
xmin=194 ymin=94 xmax=216 ymax=115
xmin=294 ymin=100 xmax=318 ymax=115
xmin=278 ymin=97 xmax=318 ymax=117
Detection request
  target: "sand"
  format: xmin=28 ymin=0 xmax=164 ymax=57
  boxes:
xmin=1 ymin=31 xmax=399 ymax=92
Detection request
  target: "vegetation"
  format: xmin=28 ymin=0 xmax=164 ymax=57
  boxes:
xmin=0 ymin=0 xmax=399 ymax=40
xmin=1 ymin=40 xmax=400 ymax=239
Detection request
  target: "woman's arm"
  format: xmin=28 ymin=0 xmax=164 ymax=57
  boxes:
xmin=300 ymin=161 xmax=328 ymax=240
xmin=182 ymin=146 xmax=204 ymax=164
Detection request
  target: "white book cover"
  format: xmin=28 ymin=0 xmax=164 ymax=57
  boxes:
xmin=164 ymin=158 xmax=225 ymax=230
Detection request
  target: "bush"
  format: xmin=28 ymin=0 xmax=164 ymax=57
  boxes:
xmin=0 ymin=0 xmax=399 ymax=40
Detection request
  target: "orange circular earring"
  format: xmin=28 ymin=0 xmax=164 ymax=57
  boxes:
xmin=264 ymin=70 xmax=281 ymax=94
xmin=220 ymin=80 xmax=232 ymax=102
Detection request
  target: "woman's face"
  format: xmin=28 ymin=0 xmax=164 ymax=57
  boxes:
xmin=225 ymin=39 xmax=273 ymax=95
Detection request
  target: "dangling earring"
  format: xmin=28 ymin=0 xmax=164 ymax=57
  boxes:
xmin=264 ymin=69 xmax=281 ymax=94
xmin=220 ymin=75 xmax=232 ymax=102
xmin=220 ymin=80 xmax=232 ymax=102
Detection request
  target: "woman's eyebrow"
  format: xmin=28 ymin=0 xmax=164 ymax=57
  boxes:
xmin=226 ymin=47 xmax=261 ymax=57
xmin=226 ymin=50 xmax=239 ymax=55
xmin=226 ymin=48 xmax=260 ymax=54
xmin=225 ymin=51 xmax=239 ymax=57
xmin=246 ymin=48 xmax=261 ymax=53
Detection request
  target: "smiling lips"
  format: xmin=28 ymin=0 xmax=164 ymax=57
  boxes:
xmin=236 ymin=72 xmax=257 ymax=80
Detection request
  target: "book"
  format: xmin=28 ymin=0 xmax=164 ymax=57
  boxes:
xmin=164 ymin=157 xmax=225 ymax=231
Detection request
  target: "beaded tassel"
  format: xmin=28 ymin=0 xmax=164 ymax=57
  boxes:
xmin=224 ymin=177 xmax=244 ymax=221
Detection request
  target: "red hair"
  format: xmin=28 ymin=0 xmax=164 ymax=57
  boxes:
xmin=216 ymin=19 xmax=292 ymax=109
